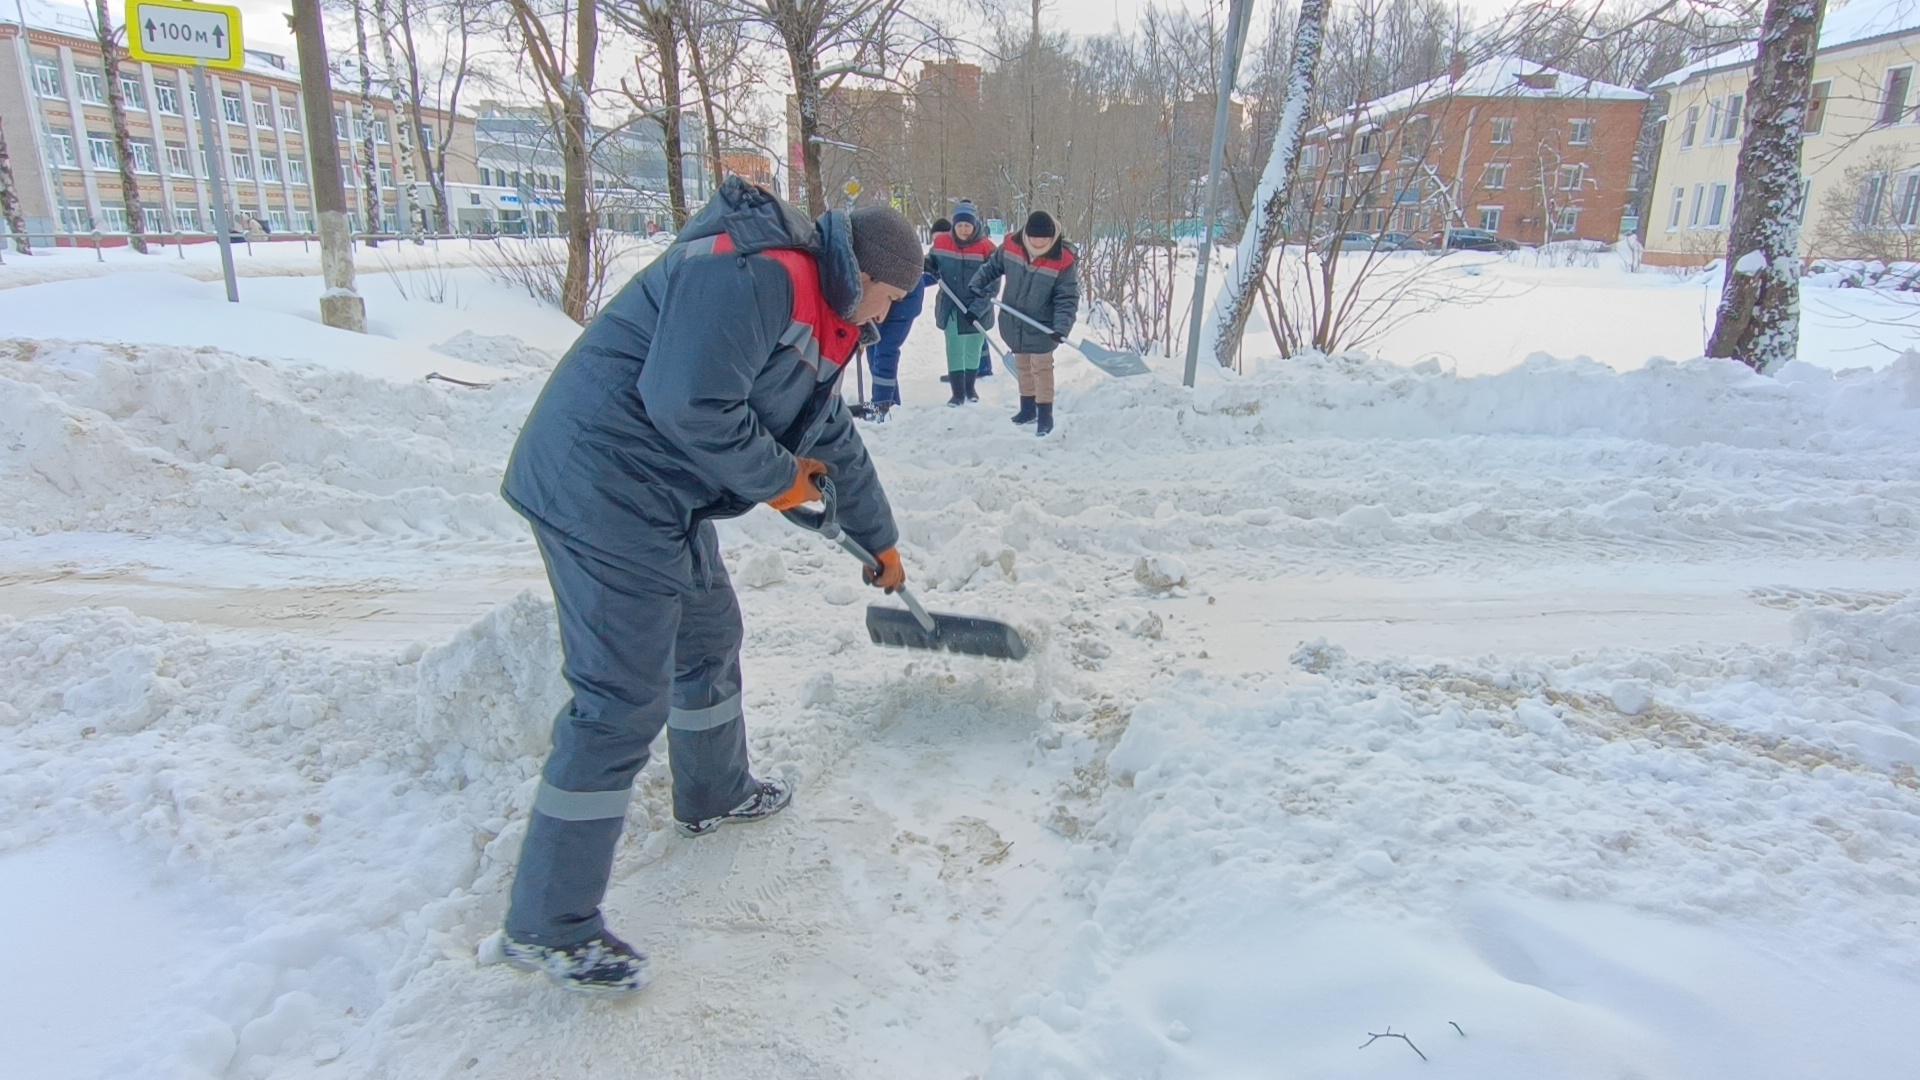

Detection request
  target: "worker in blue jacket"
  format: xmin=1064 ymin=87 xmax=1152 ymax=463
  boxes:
xmin=495 ymin=178 xmax=925 ymax=995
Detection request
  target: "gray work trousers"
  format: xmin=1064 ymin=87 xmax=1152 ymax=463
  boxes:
xmin=505 ymin=522 xmax=756 ymax=946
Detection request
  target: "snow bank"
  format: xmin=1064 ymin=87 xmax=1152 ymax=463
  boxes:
xmin=991 ymin=623 xmax=1920 ymax=1078
xmin=1 ymin=339 xmax=539 ymax=542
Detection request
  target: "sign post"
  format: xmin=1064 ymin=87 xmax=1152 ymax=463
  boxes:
xmin=128 ymin=0 xmax=244 ymax=303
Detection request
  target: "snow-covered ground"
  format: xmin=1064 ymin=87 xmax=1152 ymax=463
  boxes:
xmin=3 ymin=251 xmax=1918 ymax=1079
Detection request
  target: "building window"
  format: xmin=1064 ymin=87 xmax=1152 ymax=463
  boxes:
xmin=1723 ymin=94 xmax=1744 ymax=142
xmin=281 ymin=104 xmax=301 ymax=131
xmin=143 ymin=207 xmax=167 ymax=232
xmin=292 ymin=210 xmax=313 ymax=231
xmin=335 ymin=111 xmax=351 ymax=140
xmin=156 ymin=83 xmax=180 ymax=115
xmin=199 ymin=148 xmax=210 ymax=177
xmin=1557 ymin=164 xmax=1584 ymax=191
xmin=1895 ymin=173 xmax=1920 ymax=227
xmin=268 ymin=209 xmax=289 ymax=232
xmin=1490 ymin=117 xmax=1514 ymax=145
xmin=1805 ymin=80 xmax=1831 ymax=135
xmin=120 ymin=76 xmax=145 ymax=110
xmin=1300 ymin=144 xmax=1322 ymax=170
xmin=174 ymin=207 xmax=202 ymax=231
xmin=379 ymin=165 xmax=394 ymax=188
xmin=261 ymin=156 xmax=282 ymax=182
xmin=1794 ymin=177 xmax=1813 ymax=223
xmin=1706 ymin=98 xmax=1723 ymax=141
xmin=1880 ymin=67 xmax=1913 ymax=126
xmin=1482 ymin=163 xmax=1507 ymax=190
xmin=254 ymin=100 xmax=274 ymax=128
xmin=129 ymin=141 xmax=157 ymax=174
xmin=33 ymin=60 xmax=63 ymax=98
xmin=1681 ymin=106 xmax=1699 ymax=148
xmin=1689 ymin=183 xmax=1705 ymax=227
xmin=1668 ymin=187 xmax=1683 ymax=231
xmin=46 ymin=132 xmax=77 ymax=167
xmin=289 ymin=158 xmax=308 ymax=184
xmin=1707 ymin=182 xmax=1729 ymax=227
xmin=100 ymin=206 xmax=129 ymax=232
xmin=75 ymin=70 xmax=107 ymax=104
xmin=1555 ymin=207 xmax=1580 ymax=235
xmin=1569 ymin=118 xmax=1593 ymax=146
xmin=60 ymin=206 xmax=91 ymax=232
xmin=1479 ymin=206 xmax=1503 ymax=231
xmin=231 ymin=151 xmax=254 ymax=179
xmin=478 ymin=166 xmax=491 ymax=186
xmin=1858 ymin=172 xmax=1887 ymax=226
xmin=222 ymin=91 xmax=244 ymax=125
xmin=419 ymin=124 xmax=435 ymax=150
xmin=166 ymin=142 xmax=193 ymax=175
xmin=469 ymin=191 xmax=482 ymax=206
xmin=189 ymin=87 xmax=201 ymax=118
xmin=88 ymin=135 xmax=118 ymax=169
xmin=373 ymin=119 xmax=390 ymax=143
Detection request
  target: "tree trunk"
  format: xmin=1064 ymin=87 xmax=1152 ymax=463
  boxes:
xmin=1706 ymin=0 xmax=1826 ymax=375
xmin=559 ymin=0 xmax=598 ymax=322
xmin=682 ymin=12 xmax=726 ymax=191
xmin=1024 ymin=0 xmax=1040 ymax=207
xmin=1204 ymin=0 xmax=1327 ymax=366
xmin=372 ymin=0 xmax=426 ymax=242
xmin=787 ymin=43 xmax=825 ymax=216
xmin=642 ymin=4 xmax=687 ymax=226
xmin=351 ymin=0 xmax=383 ymax=245
xmin=291 ymin=0 xmax=366 ymax=331
xmin=0 ymin=115 xmax=30 ymax=253
xmin=397 ymin=0 xmax=453 ymax=232
xmin=95 ymin=0 xmax=148 ymax=253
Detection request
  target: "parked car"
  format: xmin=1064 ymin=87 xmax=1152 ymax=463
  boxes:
xmin=1433 ymin=228 xmax=1520 ymax=252
xmin=1315 ymin=232 xmax=1381 ymax=253
xmin=1372 ymin=231 xmax=1427 ymax=251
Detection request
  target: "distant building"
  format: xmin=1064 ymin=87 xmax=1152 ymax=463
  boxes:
xmin=1643 ymin=0 xmax=1920 ymax=266
xmin=786 ymin=85 xmax=909 ymax=208
xmin=1300 ymin=57 xmax=1649 ymax=245
xmin=0 ymin=1 xmax=477 ymax=239
xmin=465 ymin=102 xmax=707 ymax=236
xmin=720 ymin=147 xmax=775 ymax=187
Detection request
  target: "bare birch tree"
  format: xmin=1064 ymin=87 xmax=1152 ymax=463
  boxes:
xmin=373 ymin=0 xmax=428 ymax=240
xmin=506 ymin=0 xmax=600 ymax=322
xmin=350 ymin=0 xmax=385 ymax=244
xmin=0 ymin=116 xmax=28 ymax=253
xmin=612 ymin=0 xmax=689 ymax=226
xmin=92 ymin=0 xmax=149 ymax=252
xmin=1706 ymin=0 xmax=1825 ymax=374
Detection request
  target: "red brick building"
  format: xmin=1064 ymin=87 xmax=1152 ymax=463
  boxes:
xmin=1299 ymin=57 xmax=1649 ymax=245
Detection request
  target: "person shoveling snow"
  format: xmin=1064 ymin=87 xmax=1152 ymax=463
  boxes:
xmin=491 ymin=179 xmax=923 ymax=995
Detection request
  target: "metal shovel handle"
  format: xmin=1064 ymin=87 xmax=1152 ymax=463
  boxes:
xmin=780 ymin=477 xmax=937 ymax=634
xmin=931 ymin=277 xmax=1017 ymax=367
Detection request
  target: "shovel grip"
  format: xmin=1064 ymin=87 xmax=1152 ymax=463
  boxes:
xmin=781 ymin=477 xmax=935 ymax=634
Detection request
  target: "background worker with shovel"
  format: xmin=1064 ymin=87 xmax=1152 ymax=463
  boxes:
xmin=492 ymin=179 xmax=924 ymax=996
xmin=970 ymin=211 xmax=1081 ymax=436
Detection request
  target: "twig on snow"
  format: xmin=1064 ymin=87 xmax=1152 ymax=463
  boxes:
xmin=1449 ymin=1021 xmax=1466 ymax=1037
xmin=1359 ymin=1027 xmax=1428 ymax=1062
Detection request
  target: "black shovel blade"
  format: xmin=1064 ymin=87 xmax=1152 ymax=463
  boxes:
xmin=866 ymin=606 xmax=1029 ymax=661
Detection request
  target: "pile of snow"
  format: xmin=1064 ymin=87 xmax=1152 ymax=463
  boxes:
xmin=1805 ymin=259 xmax=1920 ymax=291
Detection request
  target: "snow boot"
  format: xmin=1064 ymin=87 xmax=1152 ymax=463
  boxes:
xmin=677 ymin=777 xmax=794 ymax=838
xmin=1011 ymin=396 xmax=1038 ymax=425
xmin=872 ymin=403 xmax=892 ymax=423
xmin=946 ymin=376 xmax=967 ymax=407
xmin=1035 ymin=403 xmax=1054 ymax=437
xmin=964 ymin=371 xmax=981 ymax=403
xmin=501 ymin=930 xmax=652 ymax=997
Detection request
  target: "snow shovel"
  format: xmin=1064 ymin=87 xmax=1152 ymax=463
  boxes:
xmin=990 ymin=300 xmax=1151 ymax=378
xmin=932 ymin=277 xmax=1021 ymax=378
xmin=782 ymin=479 xmax=1028 ymax=662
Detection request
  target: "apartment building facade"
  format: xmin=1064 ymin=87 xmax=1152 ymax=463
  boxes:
xmin=1300 ymin=57 xmax=1649 ymax=246
xmin=1 ymin=3 xmax=477 ymax=240
xmin=1643 ymin=0 xmax=1920 ymax=266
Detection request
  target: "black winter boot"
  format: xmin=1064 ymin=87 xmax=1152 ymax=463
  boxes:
xmin=1035 ymin=403 xmax=1054 ymax=437
xmin=1011 ymin=396 xmax=1038 ymax=425
xmin=964 ymin=371 xmax=980 ymax=403
xmin=946 ymin=375 xmax=967 ymax=407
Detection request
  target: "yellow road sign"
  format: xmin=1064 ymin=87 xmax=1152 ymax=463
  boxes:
xmin=842 ymin=180 xmax=862 ymax=200
xmin=127 ymin=0 xmax=245 ymax=71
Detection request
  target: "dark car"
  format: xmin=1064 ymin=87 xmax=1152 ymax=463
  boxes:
xmin=1435 ymin=228 xmax=1520 ymax=252
xmin=1373 ymin=231 xmax=1427 ymax=251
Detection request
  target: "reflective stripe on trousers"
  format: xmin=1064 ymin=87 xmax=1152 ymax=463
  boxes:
xmin=505 ymin=522 xmax=756 ymax=947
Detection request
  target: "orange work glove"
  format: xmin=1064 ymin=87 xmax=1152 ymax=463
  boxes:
xmin=767 ymin=458 xmax=828 ymax=511
xmin=863 ymin=548 xmax=906 ymax=592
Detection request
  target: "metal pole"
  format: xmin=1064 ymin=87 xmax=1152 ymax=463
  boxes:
xmin=194 ymin=62 xmax=239 ymax=302
xmin=1181 ymin=0 xmax=1254 ymax=389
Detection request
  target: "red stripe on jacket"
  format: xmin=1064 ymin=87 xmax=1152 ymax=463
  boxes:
xmin=931 ymin=232 xmax=996 ymax=258
xmin=706 ymin=233 xmax=860 ymax=368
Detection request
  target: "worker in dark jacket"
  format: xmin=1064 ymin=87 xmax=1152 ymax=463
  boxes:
xmin=925 ymin=201 xmax=996 ymax=405
xmin=970 ymin=211 xmax=1080 ymax=436
xmin=495 ymin=178 xmax=923 ymax=995
xmin=866 ymin=250 xmax=929 ymax=419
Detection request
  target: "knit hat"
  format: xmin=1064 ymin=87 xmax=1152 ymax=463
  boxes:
xmin=848 ymin=205 xmax=925 ymax=293
xmin=952 ymin=200 xmax=980 ymax=229
xmin=931 ymin=217 xmax=952 ymax=234
xmin=1024 ymin=211 xmax=1058 ymax=239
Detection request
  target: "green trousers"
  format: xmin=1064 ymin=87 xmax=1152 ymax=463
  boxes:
xmin=943 ymin=319 xmax=984 ymax=375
